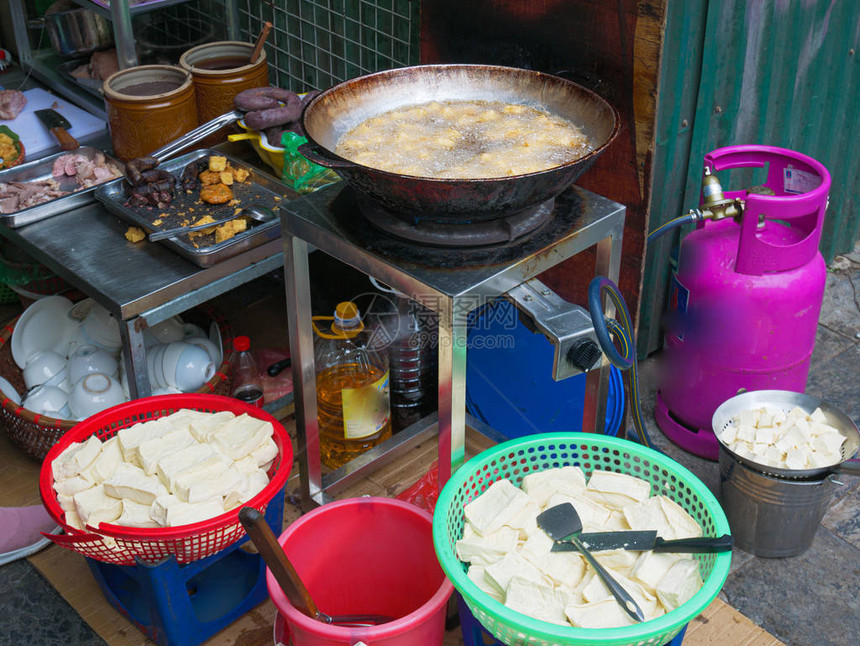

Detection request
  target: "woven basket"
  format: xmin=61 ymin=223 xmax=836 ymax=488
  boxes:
xmin=0 ymin=305 xmax=234 ymax=461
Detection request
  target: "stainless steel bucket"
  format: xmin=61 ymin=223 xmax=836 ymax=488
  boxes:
xmin=718 ymin=446 xmax=836 ymax=557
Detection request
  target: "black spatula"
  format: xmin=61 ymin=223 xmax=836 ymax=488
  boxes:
xmin=536 ymin=502 xmax=645 ymax=623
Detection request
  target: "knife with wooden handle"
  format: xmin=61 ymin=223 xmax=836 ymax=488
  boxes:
xmin=35 ymin=108 xmax=80 ymax=151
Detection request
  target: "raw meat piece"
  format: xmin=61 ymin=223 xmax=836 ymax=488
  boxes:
xmin=0 ymin=90 xmax=26 ymax=120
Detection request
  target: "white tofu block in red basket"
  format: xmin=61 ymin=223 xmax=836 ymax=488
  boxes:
xmin=187 ymin=410 xmax=238 ymax=442
xmin=82 ymin=436 xmax=123 ymax=484
xmin=157 ymin=442 xmax=230 ymax=491
xmin=117 ymin=499 xmax=160 ymax=528
xmin=173 ymin=458 xmax=230 ymax=496
xmin=150 ymin=494 xmax=181 ymax=526
xmin=53 ymin=435 xmax=103 ymax=481
xmin=57 ymin=492 xmax=75 ymax=512
xmin=233 ymin=455 xmax=261 ymax=476
xmin=103 ymin=463 xmax=169 ymax=505
xmin=117 ymin=417 xmax=174 ymax=466
xmin=54 ymin=474 xmax=94 ymax=497
xmin=250 ymin=436 xmax=279 ymax=467
xmin=210 ymin=414 xmax=274 ymax=461
xmin=164 ymin=498 xmax=227 ymax=527
xmin=64 ymin=509 xmax=84 ymax=531
xmin=505 ymin=575 xmax=569 ymax=625
xmin=74 ymin=484 xmax=123 ymax=527
xmin=565 ymin=598 xmax=637 ymax=629
xmin=656 ymin=558 xmax=703 ymax=611
xmin=521 ymin=466 xmax=586 ymax=508
xmin=464 ymin=479 xmax=533 ymax=536
xmin=138 ymin=427 xmax=198 ymax=476
xmin=224 ymin=470 xmax=270 ymax=510
xmin=175 ymin=465 xmax=246 ymax=504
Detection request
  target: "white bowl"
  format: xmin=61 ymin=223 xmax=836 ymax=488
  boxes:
xmin=146 ymin=317 xmax=185 ymax=345
xmin=182 ymin=323 xmax=207 ymax=340
xmin=11 ymin=295 xmax=78 ymax=369
xmin=23 ymin=384 xmax=69 ymax=417
xmin=69 ymin=373 xmax=126 ymax=420
xmin=82 ymin=303 xmax=122 ymax=353
xmin=161 ymin=341 xmax=215 ymax=392
xmin=23 ymin=350 xmax=68 ymax=390
xmin=185 ymin=337 xmax=221 ymax=368
xmin=146 ymin=343 xmax=170 ymax=389
xmin=67 ymin=344 xmax=119 ymax=385
xmin=152 ymin=386 xmax=183 ymax=396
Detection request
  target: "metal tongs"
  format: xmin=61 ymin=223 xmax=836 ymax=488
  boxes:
xmin=146 ymin=109 xmax=243 ymax=164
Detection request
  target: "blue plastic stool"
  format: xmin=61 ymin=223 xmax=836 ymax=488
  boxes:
xmin=457 ymin=593 xmax=688 ymax=646
xmin=86 ymin=488 xmax=285 ymax=646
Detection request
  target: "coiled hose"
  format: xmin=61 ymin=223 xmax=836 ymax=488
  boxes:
xmin=587 ymin=276 xmax=655 ymax=449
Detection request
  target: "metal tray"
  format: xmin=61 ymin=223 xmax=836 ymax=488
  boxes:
xmin=94 ymin=149 xmax=292 ymax=267
xmin=0 ymin=147 xmax=124 ymax=228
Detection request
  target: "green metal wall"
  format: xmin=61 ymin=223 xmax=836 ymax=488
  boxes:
xmin=639 ymin=0 xmax=860 ymax=358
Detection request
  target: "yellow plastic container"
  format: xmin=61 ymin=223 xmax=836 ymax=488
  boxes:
xmin=228 ymin=120 xmax=284 ymax=176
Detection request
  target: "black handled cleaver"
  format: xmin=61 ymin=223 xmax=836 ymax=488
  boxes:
xmin=550 ymin=531 xmax=733 ymax=554
xmin=35 ymin=109 xmax=80 ymax=151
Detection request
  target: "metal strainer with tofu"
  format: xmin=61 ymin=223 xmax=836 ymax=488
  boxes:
xmin=712 ymin=389 xmax=860 ymax=479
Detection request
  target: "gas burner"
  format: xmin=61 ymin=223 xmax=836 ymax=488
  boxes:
xmin=355 ymin=193 xmax=555 ymax=247
xmin=323 ymin=185 xmax=584 ymax=269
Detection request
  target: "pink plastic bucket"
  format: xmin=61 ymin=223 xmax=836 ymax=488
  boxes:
xmin=267 ymin=497 xmax=453 ymax=646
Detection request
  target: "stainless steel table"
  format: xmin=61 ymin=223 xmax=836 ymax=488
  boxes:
xmin=0 ymin=200 xmax=283 ymax=398
xmin=281 ymin=182 xmax=625 ymax=507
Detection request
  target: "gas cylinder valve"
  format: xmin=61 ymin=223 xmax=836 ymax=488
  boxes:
xmin=698 ymin=166 xmax=744 ymax=221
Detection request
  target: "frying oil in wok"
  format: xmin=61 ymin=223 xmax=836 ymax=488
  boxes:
xmin=335 ymin=100 xmax=593 ymax=179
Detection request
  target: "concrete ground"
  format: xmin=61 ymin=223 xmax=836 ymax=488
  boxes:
xmin=1 ymin=242 xmax=858 ymax=646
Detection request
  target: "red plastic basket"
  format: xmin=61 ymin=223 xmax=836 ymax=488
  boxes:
xmin=39 ymin=394 xmax=294 ymax=566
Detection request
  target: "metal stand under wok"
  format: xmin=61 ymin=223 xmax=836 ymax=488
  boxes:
xmin=281 ymin=182 xmax=625 ymax=508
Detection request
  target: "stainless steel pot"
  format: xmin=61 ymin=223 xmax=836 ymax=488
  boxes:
xmin=44 ymin=4 xmax=113 ymax=58
xmin=300 ymin=64 xmax=620 ymax=221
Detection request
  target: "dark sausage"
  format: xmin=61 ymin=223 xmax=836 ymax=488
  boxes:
xmin=234 ymin=86 xmax=298 ymax=112
xmin=244 ymin=92 xmax=303 ymax=130
xmin=125 ymin=156 xmax=158 ymax=186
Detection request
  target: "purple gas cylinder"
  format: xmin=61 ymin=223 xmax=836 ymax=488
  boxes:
xmin=655 ymin=145 xmax=831 ymax=459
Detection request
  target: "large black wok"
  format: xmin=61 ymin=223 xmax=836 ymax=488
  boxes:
xmin=300 ymin=64 xmax=620 ymax=221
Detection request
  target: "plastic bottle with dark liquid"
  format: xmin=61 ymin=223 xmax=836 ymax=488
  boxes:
xmin=313 ymin=301 xmax=391 ymax=469
xmin=230 ymin=336 xmax=263 ymax=408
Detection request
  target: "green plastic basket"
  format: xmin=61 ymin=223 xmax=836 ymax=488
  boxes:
xmin=432 ymin=433 xmax=732 ymax=646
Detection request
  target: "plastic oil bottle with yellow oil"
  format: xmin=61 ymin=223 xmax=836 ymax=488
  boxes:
xmin=313 ymin=301 xmax=392 ymax=469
